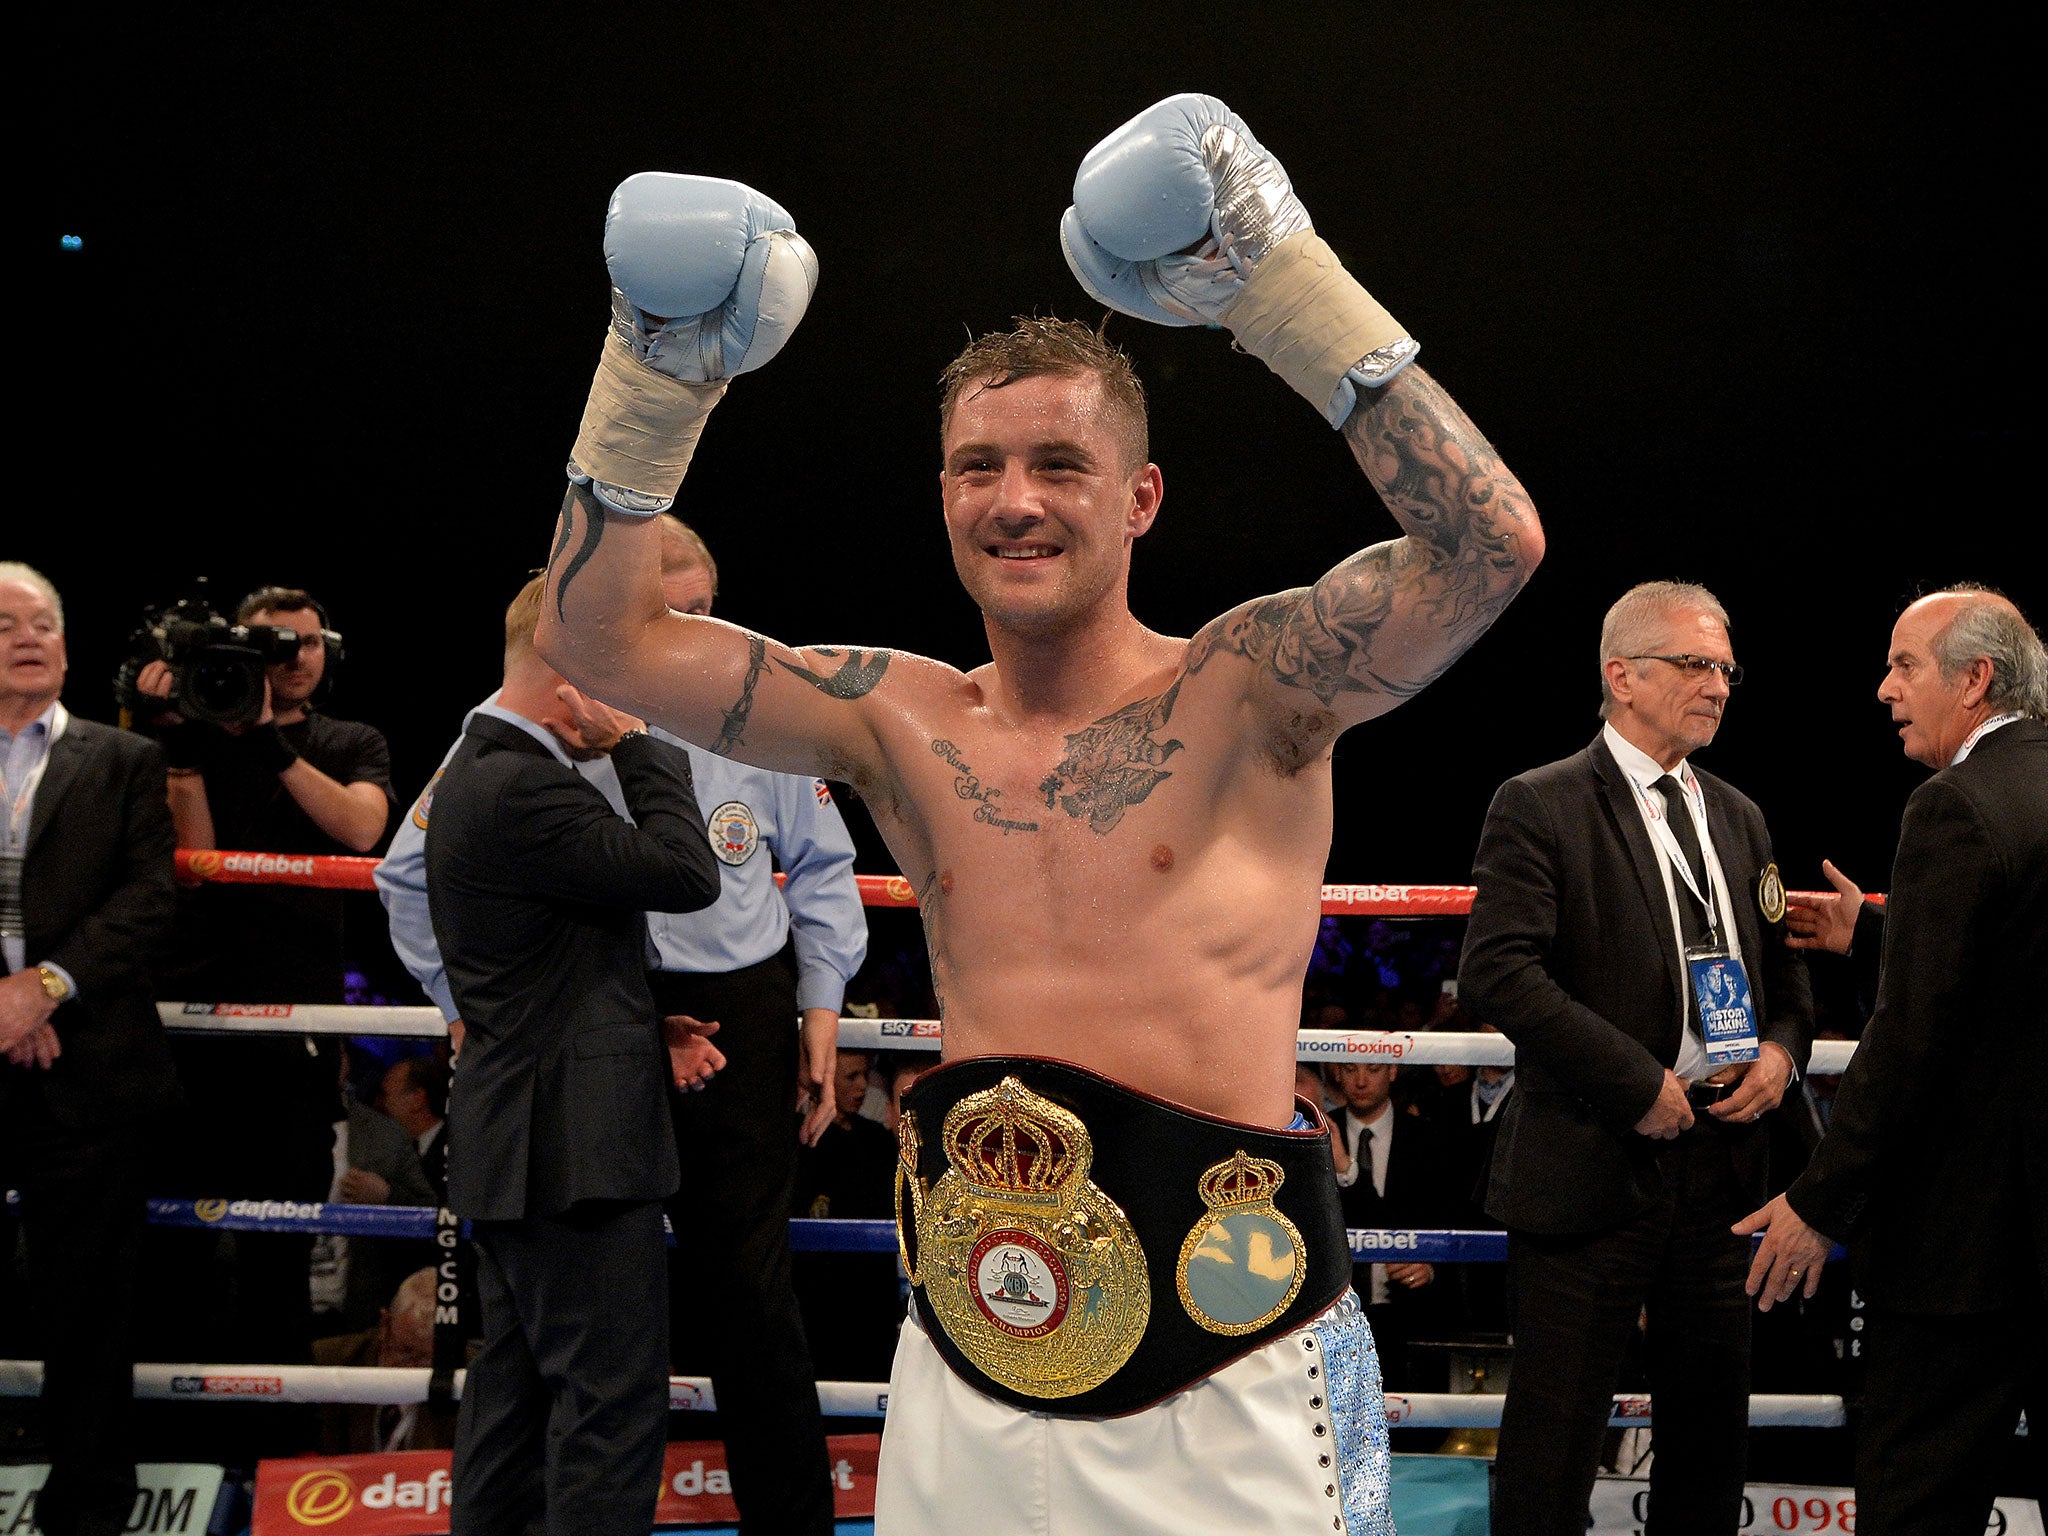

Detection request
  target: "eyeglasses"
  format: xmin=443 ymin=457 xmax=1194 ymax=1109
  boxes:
xmin=1628 ymin=653 xmax=1744 ymax=686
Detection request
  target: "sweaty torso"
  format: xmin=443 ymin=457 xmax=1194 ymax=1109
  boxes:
xmin=846 ymin=637 xmax=1337 ymax=1129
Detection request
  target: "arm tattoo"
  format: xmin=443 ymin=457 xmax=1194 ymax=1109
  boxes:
xmin=774 ymin=647 xmax=893 ymax=700
xmin=932 ymin=740 xmax=1039 ymax=834
xmin=1038 ymin=677 xmax=1186 ymax=835
xmin=712 ymin=633 xmax=769 ymax=757
xmin=550 ymin=484 xmax=607 ymax=622
xmin=1195 ymin=366 xmax=1537 ymax=707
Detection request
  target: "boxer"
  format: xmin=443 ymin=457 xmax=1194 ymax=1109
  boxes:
xmin=540 ymin=95 xmax=1544 ymax=1534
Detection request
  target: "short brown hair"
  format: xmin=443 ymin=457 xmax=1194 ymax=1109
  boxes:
xmin=238 ymin=586 xmax=327 ymax=626
xmin=938 ymin=316 xmax=1148 ymax=468
xmin=504 ymin=575 xmax=547 ymax=660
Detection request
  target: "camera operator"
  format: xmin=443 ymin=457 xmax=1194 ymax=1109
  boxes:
xmin=134 ymin=585 xmax=395 ymax=1454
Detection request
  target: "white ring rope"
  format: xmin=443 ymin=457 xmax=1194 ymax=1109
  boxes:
xmin=0 ymin=1361 xmax=1858 ymax=1429
xmin=154 ymin=1005 xmax=1859 ymax=1075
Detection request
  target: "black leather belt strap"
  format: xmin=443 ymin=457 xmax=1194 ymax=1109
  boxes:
xmin=900 ymin=1055 xmax=1351 ymax=1418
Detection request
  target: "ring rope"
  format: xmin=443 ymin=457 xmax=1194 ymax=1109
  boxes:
xmin=170 ymin=849 xmax=1881 ymax=918
xmin=0 ymin=1359 xmax=1858 ymax=1429
xmin=148 ymin=1003 xmax=1862 ymax=1076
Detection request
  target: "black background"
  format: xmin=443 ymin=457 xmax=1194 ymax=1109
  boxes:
xmin=23 ymin=3 xmax=2037 ymax=899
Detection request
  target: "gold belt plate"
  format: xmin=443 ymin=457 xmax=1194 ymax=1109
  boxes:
xmin=902 ymin=1076 xmax=1149 ymax=1399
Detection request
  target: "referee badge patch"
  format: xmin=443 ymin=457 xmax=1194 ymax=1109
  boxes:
xmin=709 ymin=801 xmax=760 ymax=865
xmin=1757 ymin=861 xmax=1786 ymax=924
xmin=410 ymin=768 xmax=444 ymax=831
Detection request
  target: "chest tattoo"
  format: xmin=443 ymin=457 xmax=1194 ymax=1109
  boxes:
xmin=932 ymin=739 xmax=1039 ymax=834
xmin=1038 ymin=678 xmax=1185 ymax=835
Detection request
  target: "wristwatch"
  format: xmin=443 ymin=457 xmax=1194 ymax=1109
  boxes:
xmin=36 ymin=964 xmax=70 ymax=1003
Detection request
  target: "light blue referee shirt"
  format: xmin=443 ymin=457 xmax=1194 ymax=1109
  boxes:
xmin=374 ymin=695 xmax=868 ymax=1021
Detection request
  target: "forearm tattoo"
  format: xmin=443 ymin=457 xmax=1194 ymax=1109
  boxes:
xmin=549 ymin=484 xmax=606 ymax=622
xmin=1038 ymin=676 xmax=1186 ymax=835
xmin=1192 ymin=366 xmax=1537 ymax=706
xmin=933 ymin=739 xmax=1039 ymax=834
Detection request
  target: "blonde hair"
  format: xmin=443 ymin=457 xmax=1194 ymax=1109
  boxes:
xmin=504 ymin=576 xmax=547 ymax=662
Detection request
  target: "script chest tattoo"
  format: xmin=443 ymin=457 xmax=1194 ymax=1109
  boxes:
xmin=932 ymin=739 xmax=1039 ymax=834
xmin=1038 ymin=679 xmax=1185 ymax=836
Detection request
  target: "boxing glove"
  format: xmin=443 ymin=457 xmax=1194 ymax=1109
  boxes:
xmin=1061 ymin=94 xmax=1416 ymax=429
xmin=571 ymin=174 xmax=819 ymax=514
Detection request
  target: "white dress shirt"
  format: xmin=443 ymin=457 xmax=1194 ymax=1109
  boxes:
xmin=1602 ymin=723 xmax=1746 ymax=1080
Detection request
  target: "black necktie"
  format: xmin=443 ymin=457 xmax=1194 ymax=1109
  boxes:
xmin=1358 ymin=1125 xmax=1378 ymax=1200
xmin=1652 ymin=775 xmax=1714 ymax=946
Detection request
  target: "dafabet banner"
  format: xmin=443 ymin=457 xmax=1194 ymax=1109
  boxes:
xmin=253 ymin=1437 xmax=879 ymax=1532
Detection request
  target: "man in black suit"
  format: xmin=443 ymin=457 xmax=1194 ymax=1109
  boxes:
xmin=0 ymin=563 xmax=180 ymax=1536
xmin=1324 ymin=1061 xmax=1460 ymax=1394
xmin=1740 ymin=585 xmax=2046 ymax=1530
xmin=378 ymin=1054 xmax=449 ymax=1204
xmin=1462 ymin=580 xmax=1814 ymax=1536
xmin=426 ymin=577 xmax=721 ymax=1536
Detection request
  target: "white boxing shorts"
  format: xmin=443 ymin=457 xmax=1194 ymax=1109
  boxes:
xmin=875 ymin=1289 xmax=1393 ymax=1536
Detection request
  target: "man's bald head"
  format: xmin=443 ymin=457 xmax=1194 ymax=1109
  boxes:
xmin=1917 ymin=586 xmax=2048 ymax=720
xmin=1881 ymin=584 xmax=2047 ymax=768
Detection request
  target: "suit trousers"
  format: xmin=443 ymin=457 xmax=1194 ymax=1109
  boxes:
xmin=1855 ymin=1307 xmax=2042 ymax=1535
xmin=3 ymin=1098 xmax=145 ymax=1536
xmin=452 ymin=1199 xmax=670 ymax=1536
xmin=652 ymin=957 xmax=834 ymax=1536
xmin=1493 ymin=1122 xmax=1753 ymax=1536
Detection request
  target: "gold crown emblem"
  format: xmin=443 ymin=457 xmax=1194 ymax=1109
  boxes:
xmin=1196 ymin=1151 xmax=1286 ymax=1210
xmin=941 ymin=1077 xmax=1092 ymax=1202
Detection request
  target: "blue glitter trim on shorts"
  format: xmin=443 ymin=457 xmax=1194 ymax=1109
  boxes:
xmin=1315 ymin=1292 xmax=1393 ymax=1536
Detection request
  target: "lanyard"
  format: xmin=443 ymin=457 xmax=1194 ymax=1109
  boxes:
xmin=0 ymin=704 xmax=66 ymax=849
xmin=1630 ymin=767 xmax=1721 ymax=938
xmin=1953 ymin=712 xmax=2022 ymax=765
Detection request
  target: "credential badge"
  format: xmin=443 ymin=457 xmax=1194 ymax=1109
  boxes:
xmin=1758 ymin=861 xmax=1786 ymax=924
xmin=708 ymin=801 xmax=759 ymax=865
xmin=1177 ymin=1151 xmax=1305 ymax=1336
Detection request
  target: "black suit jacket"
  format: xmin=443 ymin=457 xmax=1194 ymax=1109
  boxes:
xmin=1334 ymin=1106 xmax=1463 ymax=1326
xmin=426 ymin=716 xmax=719 ymax=1221
xmin=4 ymin=714 xmax=180 ymax=1134
xmin=1462 ymin=733 xmax=1814 ymax=1235
xmin=1788 ymin=718 xmax=2048 ymax=1314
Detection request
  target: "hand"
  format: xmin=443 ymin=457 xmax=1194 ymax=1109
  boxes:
xmin=1633 ymin=1068 xmax=1695 ymax=1139
xmin=1708 ymin=1041 xmax=1794 ymax=1123
xmin=795 ymin=1008 xmax=838 ymax=1148
xmin=541 ymin=685 xmax=645 ymax=760
xmin=1732 ymin=1193 xmax=1832 ymax=1311
xmin=337 ymin=1168 xmax=392 ymax=1204
xmin=604 ymin=173 xmax=819 ymax=384
xmin=1329 ymin=1129 xmax=1351 ymax=1177
xmin=446 ymin=1019 xmax=466 ymax=1060
xmin=1062 ymin=94 xmax=1415 ymax=424
xmin=1784 ymin=860 xmax=1864 ymax=954
xmin=0 ymin=969 xmax=58 ymax=1055
xmin=135 ymin=659 xmax=178 ymax=700
xmin=1386 ymin=1262 xmax=1435 ymax=1290
xmin=664 ymin=1014 xmax=725 ymax=1092
xmin=4 ymin=1022 xmax=62 ymax=1070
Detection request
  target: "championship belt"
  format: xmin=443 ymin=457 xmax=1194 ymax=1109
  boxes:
xmin=895 ymin=1055 xmax=1351 ymax=1418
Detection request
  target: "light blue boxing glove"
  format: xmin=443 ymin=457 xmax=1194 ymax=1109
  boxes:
xmin=570 ymin=173 xmax=818 ymax=514
xmin=1061 ymin=94 xmax=1417 ymax=429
